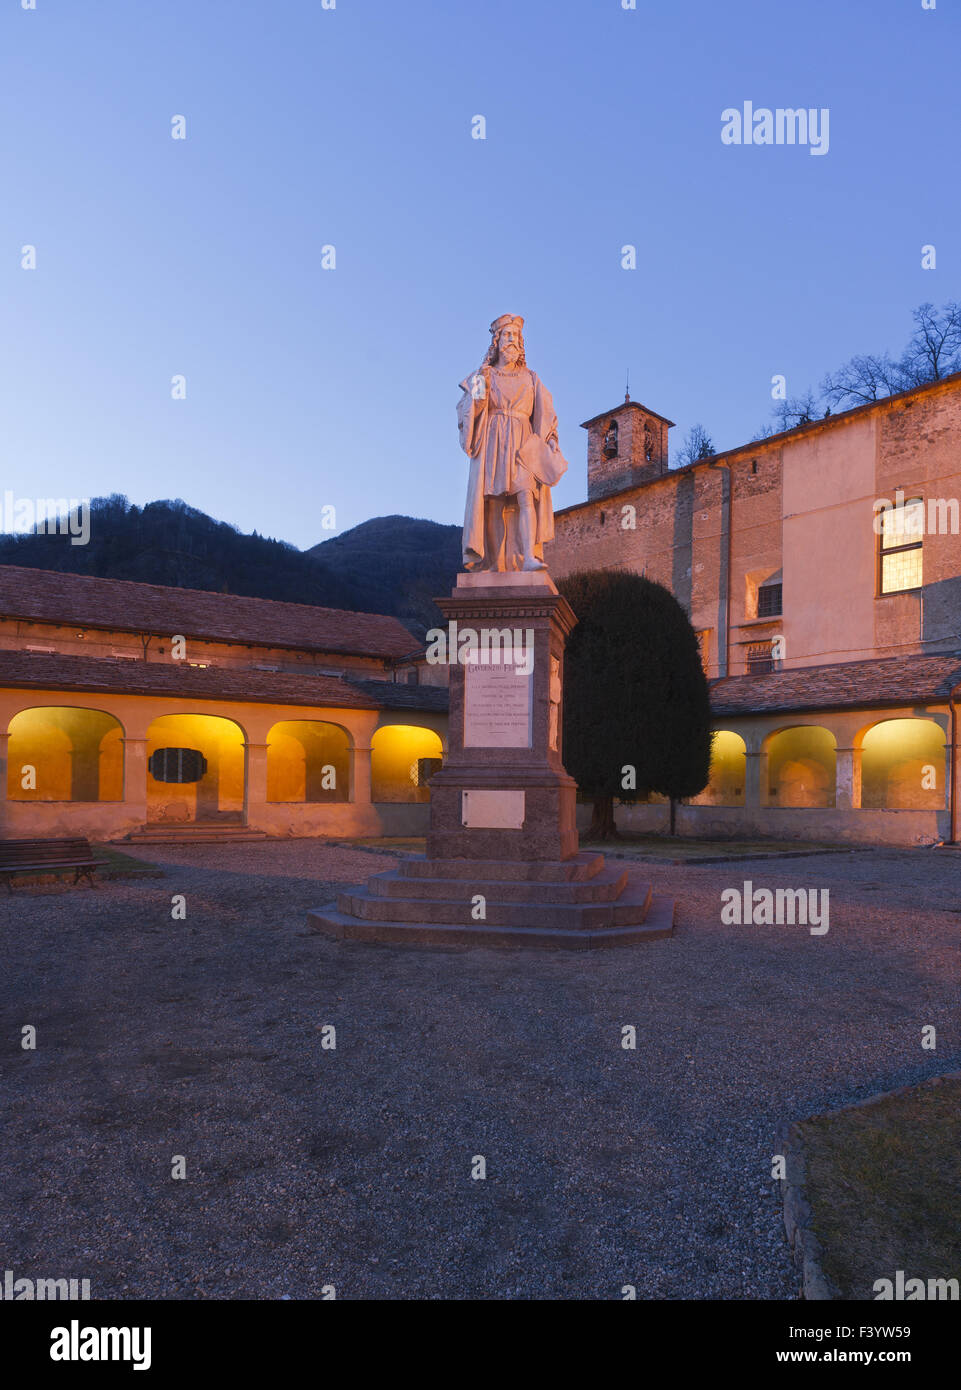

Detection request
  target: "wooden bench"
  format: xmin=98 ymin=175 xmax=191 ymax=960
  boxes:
xmin=0 ymin=838 xmax=109 ymax=891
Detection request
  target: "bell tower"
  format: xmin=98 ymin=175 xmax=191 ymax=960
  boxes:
xmin=582 ymin=391 xmax=674 ymax=501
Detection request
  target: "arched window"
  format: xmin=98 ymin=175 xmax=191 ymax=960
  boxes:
xmin=691 ymin=731 xmax=745 ymax=806
xmin=371 ymin=726 xmax=443 ymax=803
xmin=860 ymin=719 xmax=945 ymax=809
xmin=763 ymin=726 xmax=837 ymax=808
xmin=146 ymin=714 xmax=245 ymax=823
xmin=266 ymin=721 xmax=350 ymax=803
xmin=8 ymin=707 xmax=124 ymax=802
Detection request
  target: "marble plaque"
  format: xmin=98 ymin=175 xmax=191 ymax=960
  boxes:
xmin=463 ymin=659 xmax=533 ymax=748
xmin=462 ymin=789 xmax=525 ymax=829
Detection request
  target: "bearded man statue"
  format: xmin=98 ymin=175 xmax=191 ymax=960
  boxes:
xmin=456 ymin=314 xmax=569 ymax=572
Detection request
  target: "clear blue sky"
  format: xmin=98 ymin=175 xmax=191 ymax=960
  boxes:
xmin=2 ymin=0 xmax=958 ymax=548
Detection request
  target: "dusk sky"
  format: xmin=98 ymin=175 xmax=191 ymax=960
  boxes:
xmin=3 ymin=0 xmax=958 ymax=548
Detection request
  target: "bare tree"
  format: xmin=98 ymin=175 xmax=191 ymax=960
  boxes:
xmin=673 ymin=423 xmax=716 ymax=468
xmin=898 ymin=300 xmax=961 ymax=385
xmin=817 ymin=301 xmax=961 ymax=412
xmin=821 ymin=352 xmax=904 ymax=407
xmin=772 ymin=389 xmax=822 ymax=431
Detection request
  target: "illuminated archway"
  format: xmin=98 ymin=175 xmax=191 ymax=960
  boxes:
xmin=763 ymin=726 xmax=836 ymax=808
xmin=692 ymin=730 xmax=746 ymax=806
xmin=371 ymin=725 xmax=443 ymax=803
xmin=146 ymin=713 xmax=245 ymax=823
xmin=266 ymin=720 xmax=351 ymax=802
xmin=860 ymin=719 xmax=946 ymax=810
xmin=7 ymin=707 xmax=124 ymax=802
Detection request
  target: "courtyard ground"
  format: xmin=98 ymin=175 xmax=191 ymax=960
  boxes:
xmin=1 ymin=840 xmax=958 ymax=1300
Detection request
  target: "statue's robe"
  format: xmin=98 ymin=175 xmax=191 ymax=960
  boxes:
xmin=457 ymin=364 xmax=568 ymax=570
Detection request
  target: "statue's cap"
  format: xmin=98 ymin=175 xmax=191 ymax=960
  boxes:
xmin=490 ymin=313 xmax=524 ymax=336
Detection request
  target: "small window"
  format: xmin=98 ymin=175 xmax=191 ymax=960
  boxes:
xmin=757 ymin=582 xmax=782 ymax=618
xmin=878 ymin=498 xmax=923 ymax=594
xmin=746 ymin=642 xmax=775 ymax=674
xmin=149 ymin=748 xmax=208 ymax=783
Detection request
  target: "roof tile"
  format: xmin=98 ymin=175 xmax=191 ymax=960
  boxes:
xmin=0 ymin=565 xmax=419 ymax=660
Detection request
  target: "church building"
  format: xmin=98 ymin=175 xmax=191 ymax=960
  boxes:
xmin=545 ymin=371 xmax=961 ymax=846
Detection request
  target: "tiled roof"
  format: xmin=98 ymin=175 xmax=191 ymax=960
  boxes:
xmin=347 ymin=678 xmax=449 ymax=713
xmin=0 ymin=565 xmax=419 ymax=660
xmin=710 ymin=653 xmax=961 ymax=717
xmin=0 ymin=651 xmax=448 ymax=715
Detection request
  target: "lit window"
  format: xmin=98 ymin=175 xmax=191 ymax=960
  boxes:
xmin=879 ymin=498 xmax=923 ymax=594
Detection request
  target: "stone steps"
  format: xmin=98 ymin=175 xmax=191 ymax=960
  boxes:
xmin=366 ymin=864 xmax=629 ymax=904
xmin=401 ymin=851 xmax=605 ymax=882
xmin=307 ymin=892 xmax=675 ymax=951
xmin=337 ymin=880 xmax=651 ymax=929
xmin=126 ymin=825 xmax=269 ymax=844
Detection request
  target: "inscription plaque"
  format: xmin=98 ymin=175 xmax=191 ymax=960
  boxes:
xmin=462 ymin=789 xmax=525 ymax=829
xmin=463 ymin=659 xmax=533 ymax=748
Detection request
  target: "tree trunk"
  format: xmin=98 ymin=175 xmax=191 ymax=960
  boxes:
xmin=589 ymin=796 xmax=618 ymax=840
xmin=669 ymin=796 xmax=677 ymax=836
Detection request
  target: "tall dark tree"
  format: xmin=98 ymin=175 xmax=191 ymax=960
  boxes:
xmin=558 ymin=570 xmax=712 ymax=838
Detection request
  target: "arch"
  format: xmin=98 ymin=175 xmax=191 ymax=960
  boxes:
xmin=146 ymin=713 xmax=246 ymax=824
xmin=266 ymin=720 xmax=351 ymax=803
xmin=860 ymin=718 xmax=946 ymax=810
xmin=762 ymin=725 xmax=836 ymax=808
xmin=692 ymin=730 xmax=746 ymax=807
xmin=371 ymin=724 xmax=444 ymax=804
xmin=7 ymin=706 xmax=125 ymax=803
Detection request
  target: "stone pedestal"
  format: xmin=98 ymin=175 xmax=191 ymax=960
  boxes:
xmin=308 ymin=571 xmax=676 ymax=950
xmin=426 ymin=572 xmax=578 ymax=861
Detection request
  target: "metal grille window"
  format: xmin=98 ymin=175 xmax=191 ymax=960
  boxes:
xmin=757 ymin=582 xmax=782 ymax=617
xmin=746 ymin=642 xmax=775 ymax=674
xmin=879 ymin=498 xmax=923 ymax=594
xmin=416 ymin=757 xmax=443 ymax=787
xmin=148 ymin=747 xmax=208 ymax=784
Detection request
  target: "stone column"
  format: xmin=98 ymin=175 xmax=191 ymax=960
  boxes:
xmin=744 ymin=750 xmax=762 ymax=808
xmin=0 ymin=732 xmax=10 ymax=834
xmin=352 ymin=745 xmax=372 ymax=805
xmin=122 ymin=737 xmax=148 ymax=824
xmin=244 ymin=742 xmax=269 ymax=828
xmin=835 ymin=746 xmax=861 ymax=810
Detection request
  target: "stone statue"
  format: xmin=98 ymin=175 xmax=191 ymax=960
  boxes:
xmin=457 ymin=314 xmax=569 ymax=572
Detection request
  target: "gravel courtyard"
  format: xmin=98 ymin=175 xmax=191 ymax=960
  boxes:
xmin=2 ymin=841 xmax=958 ymax=1301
